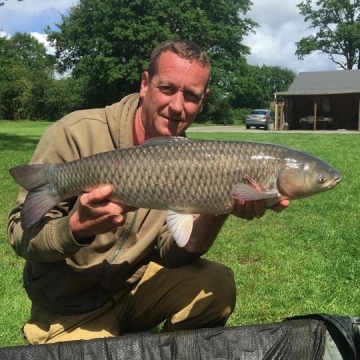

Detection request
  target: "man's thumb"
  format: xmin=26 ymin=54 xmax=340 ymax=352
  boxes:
xmin=87 ymin=185 xmax=113 ymax=203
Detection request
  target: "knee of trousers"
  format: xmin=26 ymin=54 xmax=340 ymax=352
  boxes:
xmin=190 ymin=259 xmax=236 ymax=314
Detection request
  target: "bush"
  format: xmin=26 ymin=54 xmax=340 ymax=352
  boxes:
xmin=231 ymin=108 xmax=252 ymax=125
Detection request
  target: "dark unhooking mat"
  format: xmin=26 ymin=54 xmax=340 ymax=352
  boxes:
xmin=0 ymin=315 xmax=357 ymax=359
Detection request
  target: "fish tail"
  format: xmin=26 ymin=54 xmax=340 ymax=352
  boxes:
xmin=9 ymin=164 xmax=61 ymax=230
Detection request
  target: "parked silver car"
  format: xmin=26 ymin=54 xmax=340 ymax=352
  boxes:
xmin=245 ymin=109 xmax=273 ymax=130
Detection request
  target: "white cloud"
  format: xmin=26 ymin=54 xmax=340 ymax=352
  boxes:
xmin=0 ymin=0 xmax=78 ymax=54
xmin=30 ymin=32 xmax=55 ymax=55
xmin=0 ymin=0 xmax=78 ymax=34
xmin=0 ymin=30 xmax=9 ymax=39
xmin=243 ymin=0 xmax=339 ymax=73
xmin=0 ymin=30 xmax=54 ymax=55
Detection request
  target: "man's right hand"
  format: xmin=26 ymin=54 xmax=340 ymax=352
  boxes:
xmin=69 ymin=185 xmax=137 ymax=241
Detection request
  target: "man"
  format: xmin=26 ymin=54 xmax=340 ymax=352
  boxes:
xmin=8 ymin=39 xmax=289 ymax=344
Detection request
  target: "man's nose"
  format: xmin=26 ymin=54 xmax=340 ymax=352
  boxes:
xmin=169 ymin=92 xmax=184 ymax=113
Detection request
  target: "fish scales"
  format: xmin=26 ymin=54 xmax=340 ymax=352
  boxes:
xmin=47 ymin=140 xmax=289 ymax=214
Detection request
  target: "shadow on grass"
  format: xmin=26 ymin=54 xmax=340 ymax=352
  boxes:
xmin=0 ymin=133 xmax=40 ymax=152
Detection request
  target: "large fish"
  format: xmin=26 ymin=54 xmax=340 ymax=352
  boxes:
xmin=9 ymin=137 xmax=342 ymax=247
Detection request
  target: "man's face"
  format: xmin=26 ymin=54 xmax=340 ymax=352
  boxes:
xmin=139 ymin=51 xmax=210 ymax=139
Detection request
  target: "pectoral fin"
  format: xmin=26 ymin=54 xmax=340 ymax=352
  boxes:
xmin=166 ymin=211 xmax=194 ymax=247
xmin=231 ymin=183 xmax=279 ymax=201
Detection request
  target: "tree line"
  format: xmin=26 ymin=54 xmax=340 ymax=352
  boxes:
xmin=4 ymin=0 xmax=357 ymax=122
xmin=0 ymin=0 xmax=298 ymax=123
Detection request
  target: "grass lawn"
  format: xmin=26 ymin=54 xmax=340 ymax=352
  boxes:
xmin=1 ymin=120 xmax=360 ymax=347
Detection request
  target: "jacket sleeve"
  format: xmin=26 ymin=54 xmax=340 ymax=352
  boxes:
xmin=156 ymin=224 xmax=202 ymax=268
xmin=7 ymin=121 xmax=90 ymax=262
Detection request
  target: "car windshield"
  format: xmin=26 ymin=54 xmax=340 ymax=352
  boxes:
xmin=251 ymin=110 xmax=267 ymax=115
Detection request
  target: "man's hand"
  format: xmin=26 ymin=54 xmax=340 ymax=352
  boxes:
xmin=231 ymin=180 xmax=290 ymax=220
xmin=69 ymin=185 xmax=137 ymax=241
xmin=232 ymin=198 xmax=290 ymax=220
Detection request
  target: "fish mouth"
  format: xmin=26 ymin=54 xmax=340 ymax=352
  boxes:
xmin=328 ymin=174 xmax=343 ymax=189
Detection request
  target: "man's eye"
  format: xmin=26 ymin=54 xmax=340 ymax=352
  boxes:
xmin=184 ymin=92 xmax=201 ymax=103
xmin=159 ymin=86 xmax=174 ymax=94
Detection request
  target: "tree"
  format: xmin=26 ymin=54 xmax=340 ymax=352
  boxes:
xmin=227 ymin=64 xmax=296 ymax=111
xmin=0 ymin=33 xmax=55 ymax=119
xmin=260 ymin=65 xmax=296 ymax=102
xmin=46 ymin=0 xmax=257 ymax=110
xmin=42 ymin=77 xmax=87 ymax=120
xmin=296 ymin=0 xmax=360 ymax=70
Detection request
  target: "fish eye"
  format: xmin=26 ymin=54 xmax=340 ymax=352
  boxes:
xmin=318 ymin=174 xmax=326 ymax=183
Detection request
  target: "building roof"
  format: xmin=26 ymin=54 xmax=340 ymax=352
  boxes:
xmin=275 ymin=70 xmax=360 ymax=96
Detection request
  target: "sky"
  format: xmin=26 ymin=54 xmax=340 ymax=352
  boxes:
xmin=0 ymin=0 xmax=339 ymax=74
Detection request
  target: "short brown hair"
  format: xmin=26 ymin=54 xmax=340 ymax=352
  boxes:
xmin=147 ymin=39 xmax=211 ymax=83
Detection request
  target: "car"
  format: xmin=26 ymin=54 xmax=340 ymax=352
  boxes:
xmin=245 ymin=109 xmax=273 ymax=130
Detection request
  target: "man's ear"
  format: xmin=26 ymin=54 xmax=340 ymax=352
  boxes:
xmin=139 ymin=71 xmax=149 ymax=99
xmin=199 ymin=88 xmax=210 ymax=113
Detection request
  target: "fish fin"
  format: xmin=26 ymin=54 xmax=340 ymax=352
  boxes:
xmin=143 ymin=136 xmax=190 ymax=147
xmin=9 ymin=164 xmax=54 ymax=191
xmin=231 ymin=183 xmax=279 ymax=201
xmin=166 ymin=210 xmax=194 ymax=248
xmin=21 ymin=190 xmax=61 ymax=230
xmin=9 ymin=164 xmax=61 ymax=230
xmin=243 ymin=175 xmax=263 ymax=191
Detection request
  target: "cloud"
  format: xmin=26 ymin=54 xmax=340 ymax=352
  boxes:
xmin=243 ymin=0 xmax=338 ymax=73
xmin=30 ymin=32 xmax=55 ymax=55
xmin=0 ymin=0 xmax=77 ymax=34
xmin=0 ymin=30 xmax=9 ymax=39
xmin=0 ymin=30 xmax=54 ymax=55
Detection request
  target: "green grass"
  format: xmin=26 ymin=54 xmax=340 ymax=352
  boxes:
xmin=0 ymin=120 xmax=53 ymax=347
xmin=1 ymin=121 xmax=360 ymax=347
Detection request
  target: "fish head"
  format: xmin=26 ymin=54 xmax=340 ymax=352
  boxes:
xmin=276 ymin=156 xmax=342 ymax=199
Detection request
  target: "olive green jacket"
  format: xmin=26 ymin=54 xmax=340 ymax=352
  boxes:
xmin=7 ymin=94 xmax=199 ymax=315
